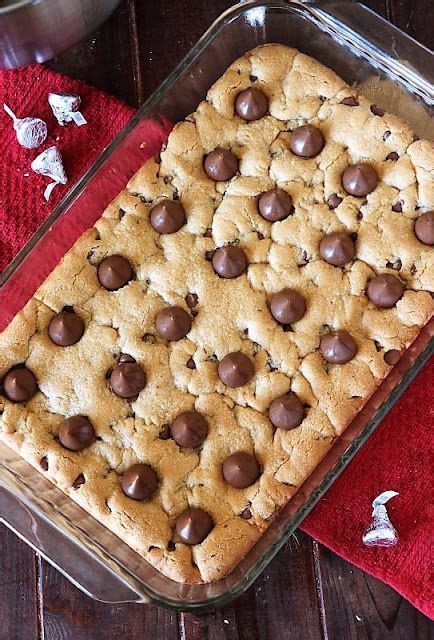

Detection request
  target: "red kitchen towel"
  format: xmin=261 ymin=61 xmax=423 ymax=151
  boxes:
xmin=1 ymin=65 xmax=433 ymax=619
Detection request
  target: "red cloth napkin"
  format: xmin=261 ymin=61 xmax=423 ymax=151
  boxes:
xmin=1 ymin=65 xmax=433 ymax=619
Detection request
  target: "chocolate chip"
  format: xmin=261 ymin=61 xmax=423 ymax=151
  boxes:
xmin=175 ymin=507 xmax=213 ymax=545
xmin=171 ymin=411 xmax=209 ymax=448
xmin=186 ymin=358 xmax=196 ymax=370
xmin=342 ymin=164 xmax=378 ymax=197
xmin=367 ymin=274 xmax=404 ymax=308
xmin=414 ymin=210 xmax=434 ymax=245
xmin=371 ymin=104 xmax=386 ymax=116
xmin=212 ymin=246 xmax=247 ymax=279
xmin=384 ymin=349 xmax=401 ymax=365
xmin=142 ymin=333 xmax=156 ymax=343
xmin=150 ymin=199 xmax=186 ymax=234
xmin=374 ymin=340 xmax=382 ymax=352
xmin=289 ymin=125 xmax=324 ymax=158
xmin=222 ymin=452 xmax=260 ymax=488
xmin=258 ymin=188 xmax=293 ymax=222
xmin=110 ymin=362 xmax=146 ymax=398
xmin=320 ymin=232 xmax=355 ymax=266
xmin=159 ymin=425 xmax=171 ymax=440
xmin=357 ymin=211 xmax=363 ymax=220
xmin=386 ymin=259 xmax=402 ymax=271
xmin=58 ymin=416 xmax=95 ymax=451
xmin=72 ymin=474 xmax=85 ymax=489
xmin=383 ymin=130 xmax=391 ymax=140
xmin=204 ymin=148 xmax=238 ymax=181
xmin=270 ymin=289 xmax=306 ymax=324
xmin=386 ymin=151 xmax=399 ymax=161
xmin=119 ymin=353 xmax=136 ymax=364
xmin=327 ymin=193 xmax=343 ymax=210
xmin=40 ymin=456 xmax=48 ymax=471
xmin=203 ymin=228 xmax=213 ymax=238
xmin=97 ymin=255 xmax=133 ymax=291
xmin=249 ymin=75 xmax=257 ymax=82
xmin=185 ymin=293 xmax=198 ymax=308
xmin=48 ymin=309 xmax=84 ymax=347
xmin=156 ymin=306 xmax=191 ymax=341
xmin=392 ymin=201 xmax=403 ymax=213
xmin=340 ymin=96 xmax=359 ymax=106
xmin=119 ymin=208 xmax=126 ymax=220
xmin=2 ymin=367 xmax=37 ymax=403
xmin=320 ymin=330 xmax=357 ymax=364
xmin=167 ymin=541 xmax=176 ymax=551
xmin=241 ymin=508 xmax=252 ymax=519
xmin=121 ymin=463 xmax=158 ymax=501
xmin=218 ymin=352 xmax=254 ymax=387
xmin=235 ymin=88 xmax=268 ymax=121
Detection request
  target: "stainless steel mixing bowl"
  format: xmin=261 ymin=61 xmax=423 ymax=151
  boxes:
xmin=0 ymin=0 xmax=122 ymax=69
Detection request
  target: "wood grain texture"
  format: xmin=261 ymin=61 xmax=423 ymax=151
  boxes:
xmin=39 ymin=556 xmax=178 ymax=640
xmin=3 ymin=1 xmax=433 ymax=639
xmin=180 ymin=534 xmax=324 ymax=640
xmin=317 ymin=545 xmax=434 ymax=640
xmin=0 ymin=524 xmax=40 ymax=640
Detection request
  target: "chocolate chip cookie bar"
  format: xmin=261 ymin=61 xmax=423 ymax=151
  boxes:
xmin=0 ymin=44 xmax=433 ymax=584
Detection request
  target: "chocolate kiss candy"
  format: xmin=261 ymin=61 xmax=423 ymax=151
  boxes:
xmin=414 ymin=210 xmax=434 ymax=245
xmin=3 ymin=367 xmax=37 ymax=403
xmin=175 ymin=507 xmax=213 ymax=545
xmin=289 ymin=125 xmax=324 ymax=158
xmin=48 ymin=309 xmax=84 ymax=346
xmin=121 ymin=463 xmax=158 ymax=501
xmin=3 ymin=103 xmax=48 ymax=149
xmin=204 ymin=148 xmax=238 ymax=181
xmin=155 ymin=306 xmax=192 ymax=341
xmin=269 ymin=392 xmax=304 ymax=430
xmin=362 ymin=490 xmax=399 ymax=547
xmin=235 ymin=88 xmax=268 ymax=121
xmin=48 ymin=92 xmax=86 ymax=126
xmin=171 ymin=411 xmax=209 ymax=448
xmin=367 ymin=274 xmax=404 ymax=308
xmin=222 ymin=452 xmax=260 ymax=488
xmin=58 ymin=415 xmax=95 ymax=451
xmin=320 ymin=330 xmax=357 ymax=364
xmin=31 ymin=146 xmax=68 ymax=201
xmin=342 ymin=163 xmax=378 ymax=197
xmin=110 ymin=362 xmax=146 ymax=398
xmin=218 ymin=352 xmax=254 ymax=387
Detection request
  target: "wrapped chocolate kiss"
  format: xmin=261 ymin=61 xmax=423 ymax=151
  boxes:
xmin=3 ymin=103 xmax=48 ymax=149
xmin=31 ymin=146 xmax=68 ymax=201
xmin=48 ymin=92 xmax=87 ymax=126
xmin=362 ymin=490 xmax=399 ymax=547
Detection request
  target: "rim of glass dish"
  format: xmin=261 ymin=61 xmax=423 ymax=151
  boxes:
xmin=1 ymin=0 xmax=433 ymax=612
xmin=0 ymin=0 xmax=33 ymax=15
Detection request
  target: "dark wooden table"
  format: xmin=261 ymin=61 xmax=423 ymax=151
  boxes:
xmin=1 ymin=2 xmax=433 ymax=639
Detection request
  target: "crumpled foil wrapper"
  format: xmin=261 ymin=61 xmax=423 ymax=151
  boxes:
xmin=48 ymin=92 xmax=87 ymax=127
xmin=31 ymin=146 xmax=68 ymax=201
xmin=4 ymin=103 xmax=48 ymax=149
xmin=362 ymin=490 xmax=399 ymax=548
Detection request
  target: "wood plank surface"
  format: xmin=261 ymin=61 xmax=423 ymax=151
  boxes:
xmin=2 ymin=1 xmax=433 ymax=639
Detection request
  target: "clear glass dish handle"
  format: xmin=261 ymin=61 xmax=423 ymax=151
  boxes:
xmin=0 ymin=484 xmax=145 ymax=603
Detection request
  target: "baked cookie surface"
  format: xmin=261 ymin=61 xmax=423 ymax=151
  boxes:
xmin=1 ymin=44 xmax=433 ymax=584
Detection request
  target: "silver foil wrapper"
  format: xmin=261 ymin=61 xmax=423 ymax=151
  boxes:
xmin=362 ymin=490 xmax=399 ymax=548
xmin=4 ymin=103 xmax=48 ymax=149
xmin=31 ymin=146 xmax=68 ymax=201
xmin=48 ymin=92 xmax=87 ymax=127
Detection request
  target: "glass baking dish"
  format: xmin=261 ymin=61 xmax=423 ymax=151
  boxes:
xmin=0 ymin=0 xmax=433 ymax=612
